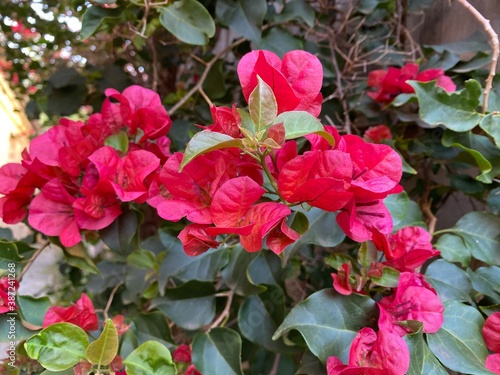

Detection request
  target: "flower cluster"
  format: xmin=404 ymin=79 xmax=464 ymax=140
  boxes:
xmin=367 ymin=62 xmax=456 ymax=104
xmin=0 ymin=85 xmax=171 ymax=247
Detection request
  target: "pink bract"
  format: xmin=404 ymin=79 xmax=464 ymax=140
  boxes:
xmin=43 ymin=293 xmax=99 ymax=331
xmin=483 ymin=312 xmax=500 ymax=353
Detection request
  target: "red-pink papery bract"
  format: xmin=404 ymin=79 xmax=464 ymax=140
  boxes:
xmin=378 ymin=272 xmax=444 ymax=336
xmin=237 ymin=50 xmax=323 ymax=116
xmin=336 ymin=198 xmax=393 ymax=242
xmin=266 ymin=140 xmax=298 ymax=180
xmin=0 ymin=163 xmax=28 ymax=194
xmin=178 ymin=224 xmax=219 ymax=256
xmin=0 ymin=277 xmax=18 ymax=314
xmin=28 ymin=125 xmax=69 ymax=167
xmin=278 ymin=150 xmax=353 ymax=212
xmin=28 ymin=178 xmax=82 ymax=247
xmin=483 ymin=312 xmax=500 ymax=353
xmin=43 ymin=293 xmax=98 ymax=331
xmin=332 ymin=263 xmax=353 ymax=296
xmin=363 ymin=125 xmax=392 ymax=144
xmin=486 ymin=354 xmax=500 ymax=374
xmin=306 ymin=125 xmax=344 ymax=152
xmin=173 ymin=344 xmax=192 ymax=363
xmin=73 ymin=193 xmax=122 ymax=231
xmin=327 ymin=327 xmax=410 ymax=375
xmin=266 ymin=218 xmax=300 ymax=254
xmin=206 ymin=105 xmax=242 ymax=138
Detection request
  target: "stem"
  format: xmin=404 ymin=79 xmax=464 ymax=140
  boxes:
xmin=169 ymin=38 xmax=246 ymax=115
xmin=455 ymin=0 xmax=499 ymax=113
xmin=208 ymin=290 xmax=234 ymax=330
xmin=259 ymin=151 xmax=287 ymax=203
xmin=18 ymin=241 xmax=50 ymax=282
xmin=432 ymin=228 xmax=455 ymax=236
xmin=103 ymin=282 xmax=124 ymax=320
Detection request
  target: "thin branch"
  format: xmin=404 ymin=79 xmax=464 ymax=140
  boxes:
xmin=18 ymin=241 xmax=51 ymax=282
xmin=208 ymin=290 xmax=234 ymax=330
xmin=269 ymin=354 xmax=281 ymax=375
xmin=169 ymin=38 xmax=246 ymax=115
xmin=103 ymin=282 xmax=124 ymax=320
xmin=150 ymin=38 xmax=159 ymax=92
xmin=456 ymin=0 xmax=499 ymax=113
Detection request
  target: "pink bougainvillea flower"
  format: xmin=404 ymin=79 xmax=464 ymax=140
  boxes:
xmin=486 ymin=353 xmax=500 ymax=374
xmin=28 ymin=178 xmax=82 ymax=247
xmin=237 ymin=50 xmax=323 ymax=116
xmin=368 ymin=62 xmax=456 ymax=104
xmin=332 ymin=263 xmax=354 ymax=296
xmin=72 ymin=192 xmax=122 ymax=231
xmin=111 ymin=315 xmax=131 ymax=335
xmin=372 ymin=226 xmax=440 ymax=272
xmin=483 ymin=312 xmax=500 ymax=353
xmin=173 ymin=345 xmax=192 ymax=363
xmin=327 ymin=327 xmax=410 ymax=375
xmin=178 ymin=224 xmax=219 ymax=256
xmin=43 ymin=293 xmax=99 ymax=331
xmin=378 ymin=272 xmax=444 ymax=336
xmin=363 ymin=125 xmax=392 ymax=144
xmin=0 ymin=278 xmax=19 ymax=314
xmin=205 ymin=104 xmax=242 ymax=138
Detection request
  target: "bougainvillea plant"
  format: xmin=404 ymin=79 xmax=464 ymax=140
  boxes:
xmin=1 ymin=1 xmax=500 ymax=375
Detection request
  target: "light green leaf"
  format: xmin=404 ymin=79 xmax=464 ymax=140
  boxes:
xmin=124 ymin=341 xmax=176 ymax=375
xmin=273 ymin=111 xmax=335 ymax=146
xmin=442 ymin=130 xmax=500 ymax=183
xmin=479 ymin=113 xmax=500 ymax=148
xmin=425 ymin=259 xmax=473 ymax=303
xmin=80 ymin=6 xmax=122 ymax=40
xmin=216 ymin=0 xmax=266 ymax=43
xmin=25 ymin=323 xmax=89 ymax=371
xmin=409 ymin=79 xmax=482 ymax=131
xmin=369 ymin=266 xmax=400 ymax=287
xmin=159 ymin=0 xmax=215 ymax=45
xmin=257 ymin=27 xmax=303 ymax=58
xmin=435 ymin=211 xmax=500 ymax=267
xmin=180 ymin=131 xmax=243 ymax=170
xmin=427 ymin=301 xmax=495 ymax=375
xmin=249 ymin=77 xmax=278 ymax=131
xmin=192 ymin=327 xmax=243 ymax=375
xmin=105 ymin=131 xmax=129 ymax=154
xmin=86 ymin=319 xmax=118 ymax=366
xmin=127 ymin=249 xmax=157 ymax=270
xmin=237 ymin=109 xmax=257 ymax=135
xmin=273 ymin=289 xmax=377 ymax=363
xmin=404 ymin=322 xmax=449 ymax=375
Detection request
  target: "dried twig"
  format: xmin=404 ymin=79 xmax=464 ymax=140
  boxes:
xmin=169 ymin=37 xmax=246 ymax=115
xmin=455 ymin=0 xmax=499 ymax=113
xmin=208 ymin=291 xmax=234 ymax=330
xmin=18 ymin=241 xmax=51 ymax=282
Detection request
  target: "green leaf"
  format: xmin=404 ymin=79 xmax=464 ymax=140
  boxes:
xmin=442 ymin=130 xmax=500 ymax=183
xmin=105 ymin=131 xmax=129 ymax=154
xmin=238 ymin=285 xmax=294 ymax=353
xmin=384 ymin=191 xmax=425 ymax=230
xmin=62 ymin=243 xmax=99 ymax=274
xmin=257 ymin=27 xmax=303 ymax=58
xmin=427 ymin=301 xmax=495 ymax=375
xmin=127 ymin=249 xmax=157 ymax=270
xmin=24 ymin=323 xmax=89 ymax=371
xmin=80 ymin=6 xmax=122 ymax=40
xmin=369 ymin=266 xmax=400 ymax=287
xmin=151 ymin=280 xmax=216 ymax=330
xmin=100 ymin=207 xmax=140 ymax=255
xmin=86 ymin=319 xmax=118 ymax=366
xmin=273 ymin=289 xmax=378 ymax=363
xmin=158 ymin=231 xmax=228 ymax=291
xmin=0 ymin=240 xmax=24 ymax=270
xmin=425 ymin=259 xmax=473 ymax=303
xmin=468 ymin=266 xmax=500 ymax=304
xmin=192 ymin=327 xmax=243 ymax=375
xmin=16 ymin=295 xmax=51 ymax=328
xmin=487 ymin=188 xmax=500 ymax=214
xmin=248 ymin=251 xmax=284 ymax=288
xmin=133 ymin=312 xmax=174 ymax=347
xmin=404 ymin=322 xmax=449 ymax=375
xmin=285 ymin=208 xmax=345 ymax=262
xmin=159 ymin=0 xmax=215 ymax=45
xmin=237 ymin=108 xmax=257 ymax=135
xmin=216 ymin=0 xmax=266 ymax=43
xmin=221 ymin=246 xmax=266 ymax=296
xmin=435 ymin=211 xmax=500 ymax=267
xmin=0 ymin=313 xmax=38 ymax=342
xmin=274 ymin=0 xmax=315 ymax=27
xmin=124 ymin=341 xmax=176 ymax=375
xmin=357 ymin=242 xmax=378 ymax=269
xmin=480 ymin=113 xmax=500 ymax=148
xmin=249 ymin=77 xmax=278 ymax=131
xmin=273 ymin=111 xmax=335 ymax=145
xmin=180 ymin=131 xmax=243 ymax=170
xmin=409 ymin=79 xmax=482 ymax=131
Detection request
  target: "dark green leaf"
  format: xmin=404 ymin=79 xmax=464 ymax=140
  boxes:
xmin=0 ymin=240 xmax=24 ymax=270
xmin=16 ymin=295 xmax=51 ymax=328
xmin=192 ymin=327 xmax=243 ymax=375
xmin=427 ymin=301 xmax=494 ymax=375
xmin=248 ymin=251 xmax=284 ymax=288
xmin=404 ymin=322 xmax=449 ymax=375
xmin=124 ymin=341 xmax=176 ymax=375
xmin=25 ymin=323 xmax=88 ymax=371
xmin=80 ymin=6 xmax=122 ymax=40
xmin=221 ymin=246 xmax=266 ymax=296
xmin=296 ymin=351 xmax=327 ymax=375
xmin=0 ymin=313 xmax=38 ymax=342
xmin=425 ymin=259 xmax=473 ymax=303
xmin=435 ymin=211 xmax=500 ymax=266
xmin=479 ymin=113 xmax=500 ymax=148
xmin=86 ymin=319 xmax=118 ymax=366
xmin=180 ymin=131 xmax=243 ymax=170
xmin=133 ymin=312 xmax=174 ymax=347
xmin=487 ymin=188 xmax=500 ymax=214
xmin=468 ymin=266 xmax=500 ymax=304
xmin=274 ymin=0 xmax=315 ymax=27
xmin=62 ymin=243 xmax=99 ymax=274
xmin=257 ymin=27 xmax=303 ymax=58
xmin=273 ymin=289 xmax=378 ymax=363
xmin=238 ymin=285 xmax=294 ymax=353
xmin=100 ymin=207 xmax=139 ymax=255
xmin=216 ymin=0 xmax=267 ymax=43
xmin=409 ymin=79 xmax=482 ymax=131
xmin=151 ymin=280 xmax=216 ymax=330
xmin=159 ymin=0 xmax=215 ymax=45
xmin=202 ymin=59 xmax=226 ymax=99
